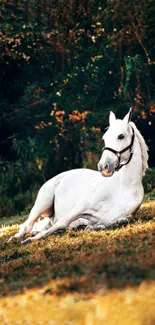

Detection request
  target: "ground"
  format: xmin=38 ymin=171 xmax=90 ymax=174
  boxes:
xmin=0 ymin=197 xmax=155 ymax=324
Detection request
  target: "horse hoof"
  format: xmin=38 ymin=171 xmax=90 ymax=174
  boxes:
xmin=85 ymin=225 xmax=105 ymax=231
xmin=7 ymin=236 xmax=14 ymax=243
xmin=21 ymin=238 xmax=31 ymax=245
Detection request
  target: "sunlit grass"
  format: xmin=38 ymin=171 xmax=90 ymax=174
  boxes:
xmin=1 ymin=281 xmax=155 ymax=325
xmin=0 ymin=199 xmax=155 ymax=324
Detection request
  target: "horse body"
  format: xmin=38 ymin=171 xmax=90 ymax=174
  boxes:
xmin=8 ymin=109 xmax=148 ymax=244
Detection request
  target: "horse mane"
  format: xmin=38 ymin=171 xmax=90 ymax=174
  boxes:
xmin=129 ymin=121 xmax=149 ymax=176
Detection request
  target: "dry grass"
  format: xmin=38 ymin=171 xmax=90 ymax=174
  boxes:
xmin=0 ymin=200 xmax=155 ymax=324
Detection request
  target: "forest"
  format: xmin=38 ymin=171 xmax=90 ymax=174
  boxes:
xmin=0 ymin=0 xmax=155 ymax=216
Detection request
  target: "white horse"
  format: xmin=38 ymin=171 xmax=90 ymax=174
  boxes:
xmin=8 ymin=109 xmax=148 ymax=244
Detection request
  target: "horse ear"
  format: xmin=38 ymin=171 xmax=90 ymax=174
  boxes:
xmin=123 ymin=108 xmax=132 ymax=124
xmin=109 ymin=111 xmax=116 ymax=125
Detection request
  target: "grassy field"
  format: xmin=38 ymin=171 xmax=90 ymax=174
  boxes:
xmin=0 ymin=197 xmax=155 ymax=324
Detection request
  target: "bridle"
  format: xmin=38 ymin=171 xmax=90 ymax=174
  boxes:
xmin=102 ymin=127 xmax=135 ymax=171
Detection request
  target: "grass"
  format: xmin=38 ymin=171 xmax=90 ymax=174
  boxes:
xmin=0 ymin=198 xmax=155 ymax=324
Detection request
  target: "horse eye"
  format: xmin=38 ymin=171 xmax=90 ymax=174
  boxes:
xmin=118 ymin=134 xmax=125 ymax=140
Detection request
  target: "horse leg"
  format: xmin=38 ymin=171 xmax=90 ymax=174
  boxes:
xmin=21 ymin=205 xmax=86 ymax=244
xmin=85 ymin=224 xmax=105 ymax=231
xmin=85 ymin=204 xmax=133 ymax=231
xmin=85 ymin=216 xmax=128 ymax=231
xmin=69 ymin=217 xmax=90 ymax=229
xmin=106 ymin=215 xmax=132 ymax=228
xmin=8 ymin=204 xmax=52 ymax=242
xmin=8 ymin=183 xmax=55 ymax=242
xmin=30 ymin=217 xmax=52 ymax=236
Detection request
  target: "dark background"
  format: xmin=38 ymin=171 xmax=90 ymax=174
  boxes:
xmin=0 ymin=0 xmax=155 ymax=216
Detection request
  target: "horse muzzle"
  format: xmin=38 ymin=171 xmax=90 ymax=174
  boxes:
xmin=98 ymin=162 xmax=115 ymax=177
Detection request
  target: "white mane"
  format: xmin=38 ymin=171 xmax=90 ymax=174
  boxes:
xmin=129 ymin=121 xmax=149 ymax=176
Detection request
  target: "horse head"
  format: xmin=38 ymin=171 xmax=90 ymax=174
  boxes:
xmin=98 ymin=108 xmax=135 ymax=177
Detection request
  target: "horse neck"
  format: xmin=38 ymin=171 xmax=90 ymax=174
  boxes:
xmin=118 ymin=135 xmax=143 ymax=187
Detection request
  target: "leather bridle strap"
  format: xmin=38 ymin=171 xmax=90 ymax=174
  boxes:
xmin=102 ymin=127 xmax=135 ymax=171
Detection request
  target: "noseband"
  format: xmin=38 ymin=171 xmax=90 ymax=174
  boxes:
xmin=102 ymin=127 xmax=135 ymax=171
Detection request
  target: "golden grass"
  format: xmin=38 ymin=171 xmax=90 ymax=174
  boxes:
xmin=1 ymin=281 xmax=155 ymax=325
xmin=0 ymin=200 xmax=155 ymax=324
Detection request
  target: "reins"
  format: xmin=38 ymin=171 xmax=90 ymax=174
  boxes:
xmin=102 ymin=127 xmax=135 ymax=171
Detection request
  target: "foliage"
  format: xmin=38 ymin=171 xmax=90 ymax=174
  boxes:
xmin=0 ymin=158 xmax=40 ymax=216
xmin=0 ymin=0 xmax=155 ymax=216
xmin=0 ymin=199 xmax=155 ymax=323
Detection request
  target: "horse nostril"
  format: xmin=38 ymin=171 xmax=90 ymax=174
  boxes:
xmin=98 ymin=163 xmax=109 ymax=172
xmin=104 ymin=163 xmax=109 ymax=171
